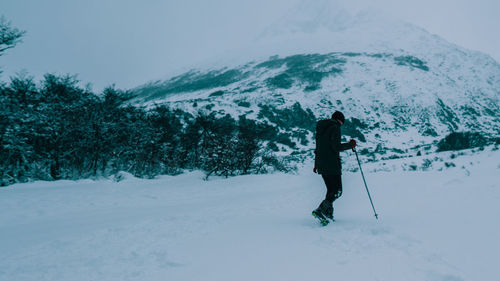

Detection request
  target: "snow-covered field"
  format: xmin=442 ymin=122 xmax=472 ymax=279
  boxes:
xmin=1 ymin=148 xmax=499 ymax=281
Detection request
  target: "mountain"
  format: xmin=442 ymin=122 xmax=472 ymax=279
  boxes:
xmin=130 ymin=0 xmax=500 ymax=159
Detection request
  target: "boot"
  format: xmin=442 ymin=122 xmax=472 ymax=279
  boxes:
xmin=324 ymin=205 xmax=334 ymax=220
xmin=319 ymin=199 xmax=334 ymax=220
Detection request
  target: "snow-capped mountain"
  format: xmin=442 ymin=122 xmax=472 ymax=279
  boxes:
xmin=131 ymin=0 xmax=500 ymax=156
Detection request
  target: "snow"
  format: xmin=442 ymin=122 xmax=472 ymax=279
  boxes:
xmin=1 ymin=147 xmax=499 ymax=281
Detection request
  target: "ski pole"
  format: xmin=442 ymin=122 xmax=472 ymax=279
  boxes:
xmin=353 ymin=148 xmax=379 ymax=220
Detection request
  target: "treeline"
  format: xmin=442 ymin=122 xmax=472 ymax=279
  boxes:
xmin=0 ymin=74 xmax=295 ymax=186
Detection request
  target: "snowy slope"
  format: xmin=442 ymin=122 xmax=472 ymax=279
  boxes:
xmin=130 ymin=0 xmax=500 ymax=157
xmin=1 ymin=147 xmax=499 ymax=281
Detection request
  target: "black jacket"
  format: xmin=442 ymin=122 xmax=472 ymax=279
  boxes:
xmin=314 ymin=119 xmax=351 ymax=175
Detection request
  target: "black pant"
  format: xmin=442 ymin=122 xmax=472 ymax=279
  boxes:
xmin=322 ymin=174 xmax=342 ymax=203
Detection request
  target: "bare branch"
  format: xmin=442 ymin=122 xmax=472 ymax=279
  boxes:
xmin=0 ymin=16 xmax=26 ymax=57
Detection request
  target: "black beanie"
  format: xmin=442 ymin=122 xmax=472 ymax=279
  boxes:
xmin=331 ymin=111 xmax=345 ymax=124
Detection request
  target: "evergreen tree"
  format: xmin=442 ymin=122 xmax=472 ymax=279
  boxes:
xmin=235 ymin=115 xmax=260 ymax=174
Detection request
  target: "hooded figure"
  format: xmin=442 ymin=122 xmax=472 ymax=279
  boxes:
xmin=312 ymin=111 xmax=356 ymax=224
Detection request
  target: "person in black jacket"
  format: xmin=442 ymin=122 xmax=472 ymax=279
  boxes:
xmin=312 ymin=111 xmax=356 ymax=221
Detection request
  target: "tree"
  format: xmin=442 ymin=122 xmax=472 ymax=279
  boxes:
xmin=196 ymin=113 xmax=238 ymax=178
xmin=89 ymin=86 xmax=130 ymax=176
xmin=37 ymin=74 xmax=92 ymax=179
xmin=0 ymin=16 xmax=25 ymax=57
xmin=235 ymin=115 xmax=260 ymax=174
xmin=0 ymin=74 xmax=46 ymax=185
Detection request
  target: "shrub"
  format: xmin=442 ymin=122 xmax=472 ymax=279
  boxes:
xmin=258 ymin=102 xmax=316 ymax=131
xmin=236 ymin=100 xmax=251 ymax=107
xmin=342 ymin=118 xmax=367 ymax=142
xmin=276 ymin=133 xmax=296 ymax=148
xmin=267 ymin=142 xmax=279 ymax=152
xmin=421 ymin=159 xmax=432 ymax=170
xmin=444 ymin=162 xmax=456 ymax=168
xmin=394 ymin=55 xmax=429 ymax=71
xmin=266 ymin=73 xmax=293 ymax=89
xmin=437 ymin=132 xmax=488 ymax=152
xmin=209 ymin=90 xmax=224 ymax=97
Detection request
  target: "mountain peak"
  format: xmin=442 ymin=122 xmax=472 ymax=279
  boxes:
xmin=262 ymin=0 xmax=354 ymax=36
xmin=249 ymin=0 xmax=438 ymax=62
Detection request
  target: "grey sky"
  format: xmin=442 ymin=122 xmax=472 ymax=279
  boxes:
xmin=1 ymin=0 xmax=499 ymax=91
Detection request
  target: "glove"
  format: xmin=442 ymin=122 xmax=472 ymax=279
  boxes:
xmin=349 ymin=139 xmax=357 ymax=148
xmin=313 ymin=167 xmax=317 ymax=173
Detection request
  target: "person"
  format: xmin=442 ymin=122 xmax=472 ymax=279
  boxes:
xmin=312 ymin=111 xmax=356 ymax=223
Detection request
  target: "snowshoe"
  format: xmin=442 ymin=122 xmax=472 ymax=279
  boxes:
xmin=312 ymin=210 xmax=329 ymax=226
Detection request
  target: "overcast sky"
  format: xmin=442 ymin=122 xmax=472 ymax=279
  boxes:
xmin=1 ymin=0 xmax=499 ymax=91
